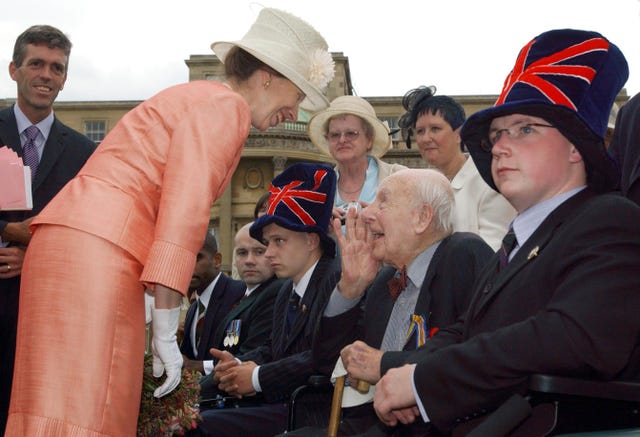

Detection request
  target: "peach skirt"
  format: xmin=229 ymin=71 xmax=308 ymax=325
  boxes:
xmin=6 ymin=225 xmax=145 ymax=436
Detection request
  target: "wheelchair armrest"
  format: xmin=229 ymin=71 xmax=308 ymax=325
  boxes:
xmin=287 ymin=374 xmax=334 ymax=431
xmin=529 ymin=374 xmax=640 ymax=402
xmin=306 ymin=374 xmax=331 ymax=388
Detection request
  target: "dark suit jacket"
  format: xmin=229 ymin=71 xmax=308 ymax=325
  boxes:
xmin=180 ymin=273 xmax=245 ymax=361
xmin=0 ymin=105 xmax=95 ymax=432
xmin=381 ymin=189 xmax=640 ymax=432
xmin=0 ymin=106 xmax=96 ymax=229
xmin=237 ymin=255 xmax=341 ymax=403
xmin=315 ymin=232 xmax=493 ymax=376
xmin=609 ymin=92 xmax=640 ymax=205
xmin=313 ymin=233 xmax=493 ymax=435
xmin=211 ymin=276 xmax=284 ymax=356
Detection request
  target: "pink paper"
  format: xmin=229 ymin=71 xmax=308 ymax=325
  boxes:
xmin=0 ymin=146 xmax=33 ymax=210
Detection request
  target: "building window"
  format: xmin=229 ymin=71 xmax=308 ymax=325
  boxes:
xmin=84 ymin=120 xmax=106 ymax=143
xmin=380 ymin=117 xmax=402 ymax=141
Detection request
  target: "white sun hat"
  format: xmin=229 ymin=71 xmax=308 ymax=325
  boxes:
xmin=211 ymin=7 xmax=335 ymax=111
xmin=307 ymin=95 xmax=392 ymax=158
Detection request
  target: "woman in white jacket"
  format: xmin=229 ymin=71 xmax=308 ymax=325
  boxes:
xmin=398 ymin=86 xmax=515 ymax=251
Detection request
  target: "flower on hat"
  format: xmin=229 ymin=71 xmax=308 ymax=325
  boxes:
xmin=308 ymin=49 xmax=335 ymax=90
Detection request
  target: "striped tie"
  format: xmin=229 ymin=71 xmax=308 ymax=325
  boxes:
xmin=499 ymin=228 xmax=517 ymax=270
xmin=23 ymin=125 xmax=40 ymax=180
xmin=195 ymin=299 xmax=206 ymax=347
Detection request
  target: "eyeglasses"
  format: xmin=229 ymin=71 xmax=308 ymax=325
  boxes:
xmin=480 ymin=123 xmax=556 ymax=152
xmin=326 ymin=130 xmax=360 ymax=143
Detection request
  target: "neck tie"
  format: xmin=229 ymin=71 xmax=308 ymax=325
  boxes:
xmin=195 ymin=298 xmax=206 ymax=346
xmin=387 ymin=266 xmax=407 ymax=301
xmin=285 ymin=288 xmax=300 ymax=336
xmin=499 ymin=228 xmax=517 ymax=270
xmin=23 ymin=125 xmax=40 ymax=180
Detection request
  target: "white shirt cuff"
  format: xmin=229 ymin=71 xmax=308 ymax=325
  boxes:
xmin=203 ymin=360 xmax=214 ymax=375
xmin=251 ymin=365 xmax=262 ymax=392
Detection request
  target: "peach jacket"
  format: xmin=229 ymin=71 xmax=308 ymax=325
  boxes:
xmin=33 ymin=81 xmax=251 ymax=295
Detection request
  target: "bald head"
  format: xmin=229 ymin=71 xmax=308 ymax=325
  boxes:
xmin=235 ymin=222 xmax=274 ymax=286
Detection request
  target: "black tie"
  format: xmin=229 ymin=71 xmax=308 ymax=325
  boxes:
xmin=285 ymin=288 xmax=300 ymax=335
xmin=499 ymin=228 xmax=517 ymax=270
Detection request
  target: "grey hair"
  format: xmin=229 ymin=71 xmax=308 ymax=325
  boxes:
xmin=403 ymin=169 xmax=455 ymax=236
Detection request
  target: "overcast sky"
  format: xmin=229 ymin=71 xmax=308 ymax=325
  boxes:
xmin=1 ymin=0 xmax=638 ymax=103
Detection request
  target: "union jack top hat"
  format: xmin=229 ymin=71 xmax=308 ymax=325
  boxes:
xmin=250 ymin=163 xmax=337 ymax=257
xmin=462 ymin=29 xmax=629 ymax=192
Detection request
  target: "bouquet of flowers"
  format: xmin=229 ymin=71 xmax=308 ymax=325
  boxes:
xmin=137 ymin=353 xmax=201 ymax=437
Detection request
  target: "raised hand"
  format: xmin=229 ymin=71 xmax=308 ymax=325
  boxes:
xmin=333 ymin=207 xmax=379 ymax=299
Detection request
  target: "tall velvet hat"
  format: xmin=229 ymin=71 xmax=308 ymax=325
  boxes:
xmin=250 ymin=163 xmax=337 ymax=257
xmin=462 ymin=29 xmax=629 ymax=192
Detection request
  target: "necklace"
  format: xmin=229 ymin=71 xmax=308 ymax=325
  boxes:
xmin=339 ymin=179 xmax=365 ymax=195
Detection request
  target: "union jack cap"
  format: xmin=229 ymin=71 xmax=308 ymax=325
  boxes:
xmin=250 ymin=163 xmax=337 ymax=257
xmin=462 ymin=28 xmax=628 ymax=193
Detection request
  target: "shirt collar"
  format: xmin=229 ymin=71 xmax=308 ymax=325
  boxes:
xmin=406 ymin=240 xmax=442 ymax=289
xmin=292 ymin=259 xmax=319 ymax=299
xmin=14 ymin=103 xmax=54 ymax=140
xmin=512 ymin=186 xmax=586 ymax=250
xmin=245 ymin=283 xmax=260 ymax=297
xmin=197 ymin=272 xmax=221 ymax=307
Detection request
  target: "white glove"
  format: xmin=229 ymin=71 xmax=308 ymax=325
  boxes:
xmin=151 ymin=307 xmax=183 ymax=398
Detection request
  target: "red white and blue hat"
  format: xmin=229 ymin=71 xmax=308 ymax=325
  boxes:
xmin=462 ymin=29 xmax=629 ymax=192
xmin=250 ymin=163 xmax=336 ymax=257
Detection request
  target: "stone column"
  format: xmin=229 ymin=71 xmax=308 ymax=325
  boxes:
xmin=272 ymin=155 xmax=288 ymax=177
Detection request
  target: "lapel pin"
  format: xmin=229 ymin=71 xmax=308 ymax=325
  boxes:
xmin=527 ymin=246 xmax=539 ymax=260
xmin=301 ymin=304 xmax=307 ymax=314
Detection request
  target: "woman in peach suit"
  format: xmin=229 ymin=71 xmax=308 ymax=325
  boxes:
xmin=6 ymin=8 xmax=335 ymax=437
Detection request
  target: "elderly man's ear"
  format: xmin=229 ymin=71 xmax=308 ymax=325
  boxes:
xmin=414 ymin=203 xmax=434 ymax=235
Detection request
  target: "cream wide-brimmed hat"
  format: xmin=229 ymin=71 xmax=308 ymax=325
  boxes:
xmin=307 ymin=95 xmax=391 ymax=158
xmin=211 ymin=7 xmax=335 ymax=111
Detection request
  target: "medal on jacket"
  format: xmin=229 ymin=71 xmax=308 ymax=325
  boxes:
xmin=224 ymin=319 xmax=241 ymax=348
xmin=405 ymin=313 xmax=434 ymax=349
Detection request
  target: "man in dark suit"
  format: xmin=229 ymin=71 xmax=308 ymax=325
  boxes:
xmin=180 ymin=232 xmax=245 ymax=375
xmin=308 ymin=168 xmax=493 ymax=436
xmin=198 ymin=222 xmax=284 ymax=400
xmin=0 ymin=25 xmax=95 ymax=433
xmin=212 ymin=222 xmax=283 ymax=357
xmin=371 ymin=29 xmax=640 ymax=435
xmin=198 ymin=163 xmax=340 ymax=436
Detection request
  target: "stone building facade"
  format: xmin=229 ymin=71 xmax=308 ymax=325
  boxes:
xmin=0 ymin=53 xmax=628 ymax=272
